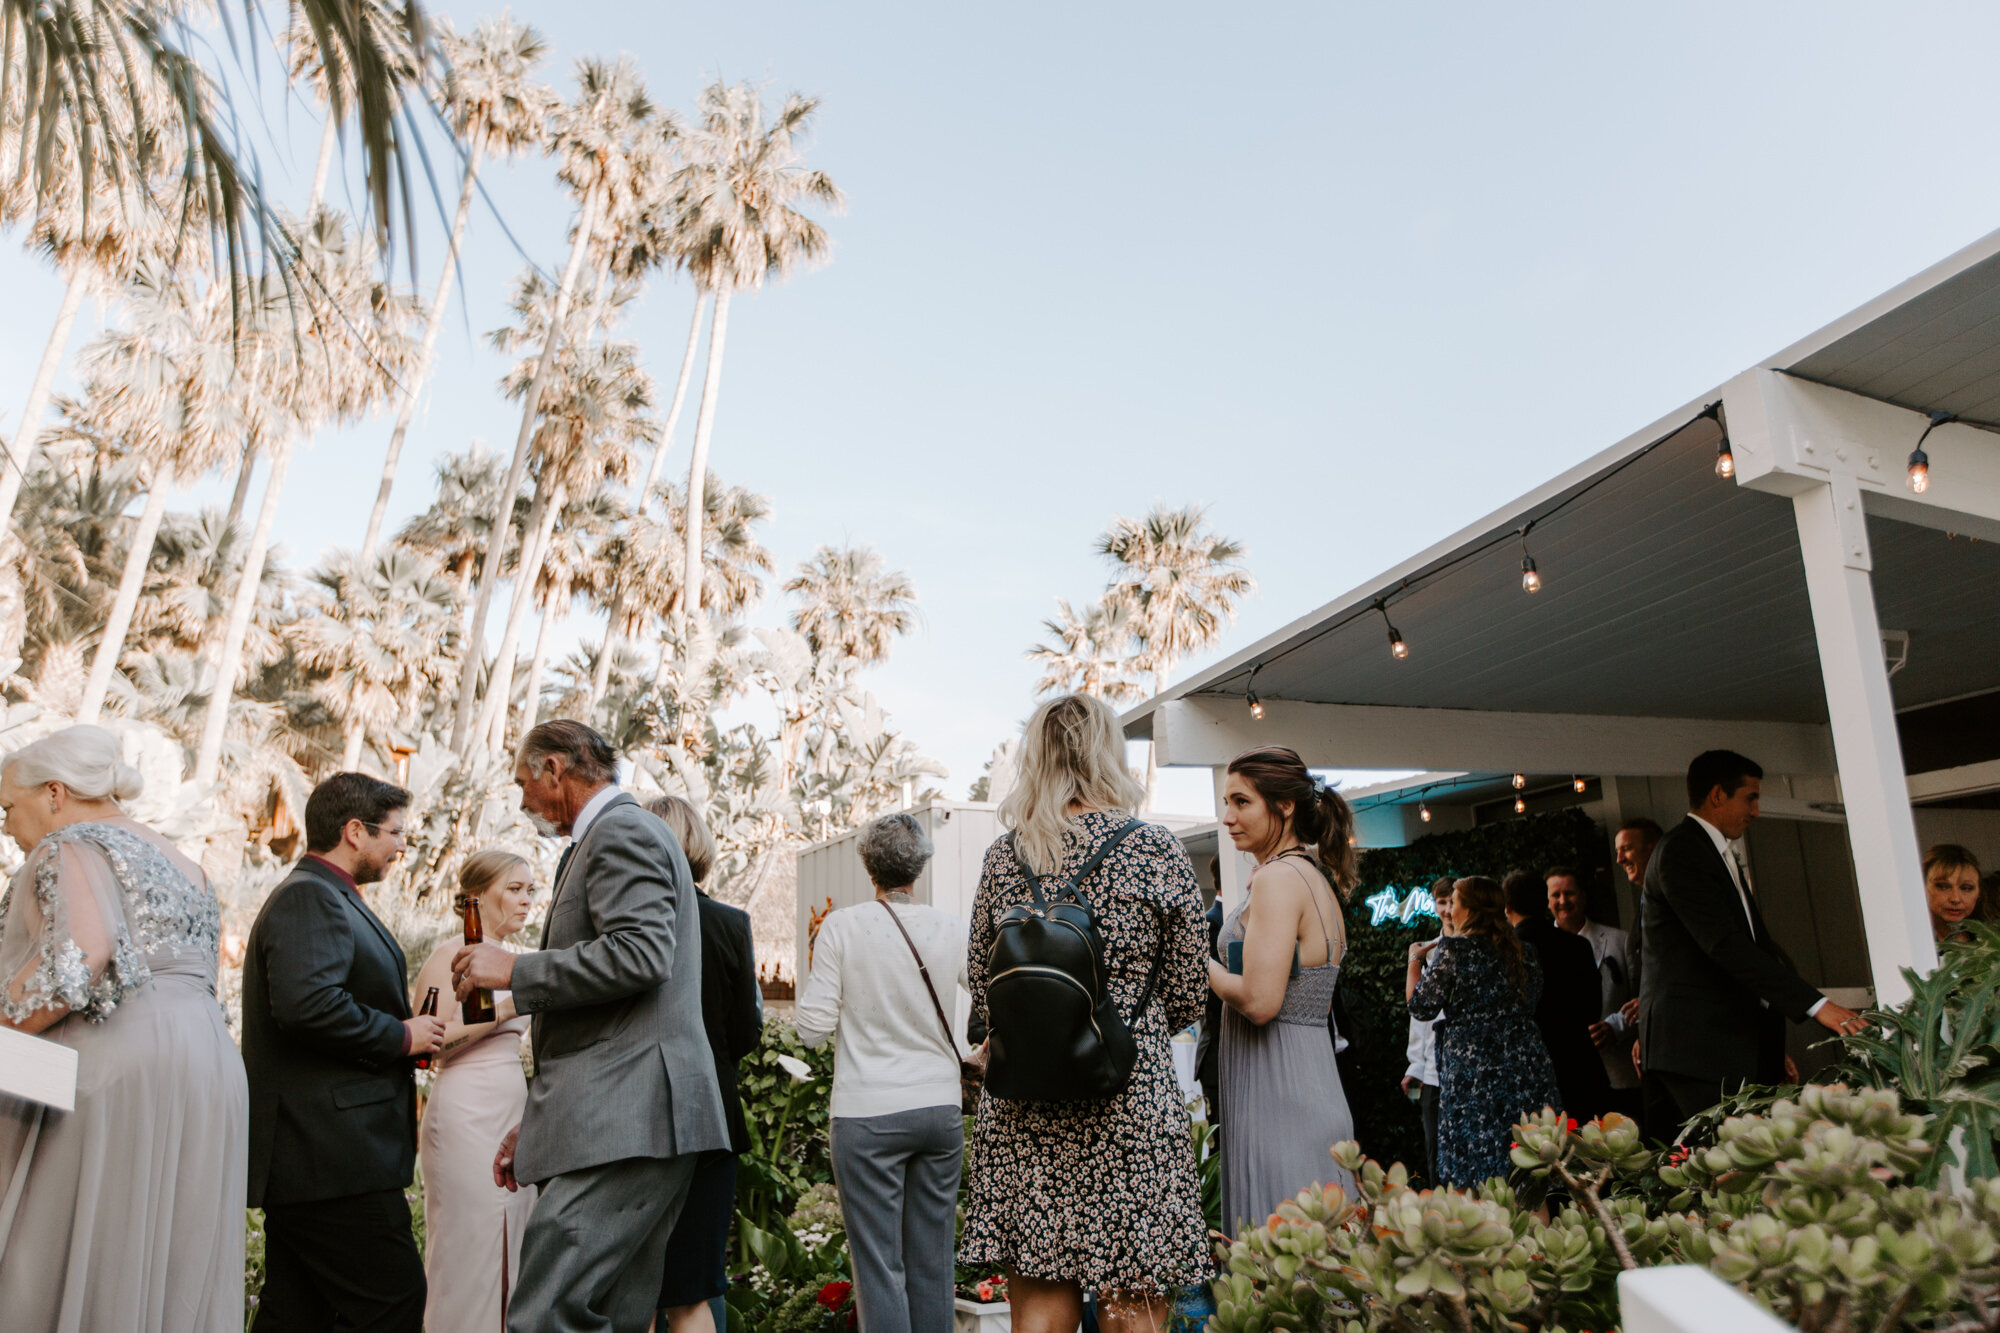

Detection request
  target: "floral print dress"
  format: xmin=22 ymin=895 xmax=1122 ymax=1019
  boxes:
xmin=960 ymin=813 xmax=1212 ymax=1294
xmin=1408 ymin=934 xmax=1561 ymax=1187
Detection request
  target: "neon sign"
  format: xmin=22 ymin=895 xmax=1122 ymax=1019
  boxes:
xmin=1363 ymin=885 xmax=1441 ymax=927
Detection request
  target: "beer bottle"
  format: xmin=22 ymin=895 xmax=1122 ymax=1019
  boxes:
xmin=414 ymin=987 xmax=440 ymax=1070
xmin=461 ymin=897 xmax=497 ymax=1024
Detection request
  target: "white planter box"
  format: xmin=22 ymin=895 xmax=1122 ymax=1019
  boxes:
xmin=953 ymin=1296 xmax=1010 ymax=1332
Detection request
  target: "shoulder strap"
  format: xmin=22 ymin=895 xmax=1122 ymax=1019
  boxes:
xmin=1013 ymin=819 xmax=1144 ymax=905
xmin=875 ymin=899 xmax=957 ymax=1060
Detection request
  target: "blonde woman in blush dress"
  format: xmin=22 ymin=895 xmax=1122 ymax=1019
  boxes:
xmin=410 ymin=849 xmax=537 ymax=1333
xmin=0 ymin=725 xmax=248 ymax=1332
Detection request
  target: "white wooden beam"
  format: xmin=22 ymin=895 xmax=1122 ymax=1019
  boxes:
xmin=1791 ymin=479 xmax=1936 ymax=1006
xmin=1909 ymin=758 xmax=2000 ymax=803
xmin=1154 ymin=697 xmax=1836 ymax=776
xmin=1724 ymin=368 xmax=2000 ymax=539
xmin=1210 ymin=766 xmax=1253 ymax=917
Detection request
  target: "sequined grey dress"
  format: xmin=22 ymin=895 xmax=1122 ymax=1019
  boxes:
xmin=0 ymin=818 xmax=249 ymax=1332
xmin=1217 ymin=862 xmax=1355 ymax=1232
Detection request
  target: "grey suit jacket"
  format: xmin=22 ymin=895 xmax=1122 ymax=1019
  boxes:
xmin=509 ymin=791 xmax=729 ymax=1183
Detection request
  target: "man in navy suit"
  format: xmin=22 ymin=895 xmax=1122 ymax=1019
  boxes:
xmin=1638 ymin=750 xmax=1868 ymax=1135
xmin=243 ymin=772 xmax=444 ymax=1333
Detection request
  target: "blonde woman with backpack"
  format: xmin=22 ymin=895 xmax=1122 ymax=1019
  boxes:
xmin=960 ymin=694 xmax=1210 ymax=1333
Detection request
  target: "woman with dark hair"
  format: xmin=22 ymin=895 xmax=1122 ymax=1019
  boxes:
xmin=1205 ymin=746 xmax=1357 ymax=1229
xmin=1407 ymin=877 xmax=1561 ymax=1187
xmin=1925 ymin=844 xmax=1988 ymax=943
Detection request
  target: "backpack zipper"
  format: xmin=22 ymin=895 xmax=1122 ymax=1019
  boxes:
xmin=989 ymin=964 xmax=1105 ymax=1043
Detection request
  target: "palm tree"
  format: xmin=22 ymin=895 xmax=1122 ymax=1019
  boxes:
xmin=194 ymin=210 xmax=420 ymax=783
xmin=1098 ymin=503 xmax=1254 ymax=806
xmin=449 ymin=57 xmax=656 ymax=754
xmin=289 ymin=547 xmax=460 ymax=770
xmin=471 ymin=266 xmax=656 ymax=751
xmin=513 ymin=482 xmax=619 ymax=737
xmin=280 ymin=0 xmax=419 ymax=216
xmin=785 ymin=545 xmax=917 ymax=666
xmin=1027 ymin=597 xmax=1144 ymax=703
xmin=666 ymin=80 xmax=842 ymax=641
xmin=72 ymin=272 xmax=252 ymax=723
xmin=357 ymin=15 xmax=557 ymax=565
xmin=3 ymin=0 xmax=437 ymax=284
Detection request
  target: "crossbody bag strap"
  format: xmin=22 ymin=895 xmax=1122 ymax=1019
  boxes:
xmin=875 ymin=898 xmax=958 ymax=1060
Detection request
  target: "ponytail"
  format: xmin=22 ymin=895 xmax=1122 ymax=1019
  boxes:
xmin=1225 ymin=745 xmax=1358 ymax=900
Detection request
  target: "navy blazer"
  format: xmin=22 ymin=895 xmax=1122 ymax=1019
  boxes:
xmin=1638 ymin=817 xmax=1823 ymax=1085
xmin=242 ymin=857 xmax=416 ymax=1207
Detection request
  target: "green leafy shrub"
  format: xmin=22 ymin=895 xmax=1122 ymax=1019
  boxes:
xmin=1211 ymin=1089 xmax=2000 ymax=1333
xmin=736 ymin=1017 xmax=836 ymax=1229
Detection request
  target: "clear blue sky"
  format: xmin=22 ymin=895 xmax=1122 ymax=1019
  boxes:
xmin=7 ymin=1 xmax=2000 ymax=814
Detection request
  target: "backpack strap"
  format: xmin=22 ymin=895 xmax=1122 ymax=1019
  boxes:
xmin=1011 ymin=819 xmax=1143 ymax=909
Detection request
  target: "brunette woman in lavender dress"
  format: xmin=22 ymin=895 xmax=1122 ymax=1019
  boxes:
xmin=410 ymin=849 xmax=537 ymax=1333
xmin=1206 ymin=746 xmax=1358 ymax=1233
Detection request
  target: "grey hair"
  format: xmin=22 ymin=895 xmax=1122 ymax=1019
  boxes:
xmin=859 ymin=812 xmax=933 ymax=891
xmin=2 ymin=725 xmax=144 ymax=802
xmin=517 ymin=719 xmax=619 ymax=784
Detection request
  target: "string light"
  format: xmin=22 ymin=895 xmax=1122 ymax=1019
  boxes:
xmin=1247 ymin=692 xmax=1264 ymax=721
xmin=1518 ymin=525 xmax=1542 ymax=594
xmin=1908 ymin=410 xmax=1956 ymax=494
xmin=1376 ymin=601 xmax=1409 ymax=660
xmin=1695 ymin=400 xmax=1734 ymax=479
xmin=1419 ymin=802 xmax=1432 ymax=822
xmin=1573 ymin=775 xmax=1586 ymax=793
xmin=1511 ymin=773 xmax=1525 ymax=789
xmin=1514 ymin=795 xmax=1527 ymax=814
xmin=1244 ymin=663 xmax=1265 ymax=719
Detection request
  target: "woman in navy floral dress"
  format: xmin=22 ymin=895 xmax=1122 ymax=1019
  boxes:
xmin=1407 ymin=876 xmax=1560 ymax=1187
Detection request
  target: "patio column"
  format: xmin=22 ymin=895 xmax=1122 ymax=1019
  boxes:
xmin=1211 ymin=766 xmax=1250 ymax=915
xmin=1791 ymin=474 xmax=1936 ymax=1007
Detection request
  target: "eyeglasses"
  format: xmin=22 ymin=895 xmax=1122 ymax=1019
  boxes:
xmin=361 ymin=821 xmax=408 ymax=842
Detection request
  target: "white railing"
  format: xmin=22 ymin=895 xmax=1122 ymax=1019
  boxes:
xmin=1620 ymin=1266 xmax=1792 ymax=1333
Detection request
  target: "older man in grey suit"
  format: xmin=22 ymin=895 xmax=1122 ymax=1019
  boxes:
xmin=452 ymin=719 xmax=728 ymax=1333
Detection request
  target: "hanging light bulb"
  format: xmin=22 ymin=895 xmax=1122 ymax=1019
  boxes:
xmin=1714 ymin=440 xmax=1735 ymax=479
xmin=1511 ymin=773 xmax=1525 ymax=789
xmin=1908 ymin=410 xmax=1955 ymax=495
xmin=1247 ymin=690 xmax=1264 ymax=721
xmin=1419 ymin=802 xmax=1432 ymax=823
xmin=1573 ymin=775 xmax=1586 ymax=793
xmin=1514 ymin=795 xmax=1527 ymax=814
xmin=1374 ymin=600 xmax=1409 ymax=660
xmin=1520 ymin=554 xmax=1542 ymax=594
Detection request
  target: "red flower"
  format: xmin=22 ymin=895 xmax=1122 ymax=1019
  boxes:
xmin=1565 ymin=1118 xmax=1578 ymax=1132
xmin=818 ymin=1281 xmax=853 ymax=1310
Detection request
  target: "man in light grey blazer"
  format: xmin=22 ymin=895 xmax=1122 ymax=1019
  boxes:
xmin=452 ymin=719 xmax=728 ymax=1333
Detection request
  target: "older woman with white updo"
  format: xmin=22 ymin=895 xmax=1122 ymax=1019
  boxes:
xmin=0 ymin=724 xmax=249 ymax=1331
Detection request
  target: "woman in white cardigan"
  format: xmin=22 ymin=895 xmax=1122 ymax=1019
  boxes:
xmin=794 ymin=813 xmax=969 ymax=1333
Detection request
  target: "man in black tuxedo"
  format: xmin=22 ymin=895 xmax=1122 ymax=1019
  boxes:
xmin=242 ymin=773 xmax=443 ymax=1332
xmin=1503 ymin=870 xmax=1613 ymax=1121
xmin=1639 ymin=750 xmax=1868 ymax=1134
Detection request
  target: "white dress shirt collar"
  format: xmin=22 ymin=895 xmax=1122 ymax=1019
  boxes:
xmin=570 ymin=783 xmax=620 ymax=844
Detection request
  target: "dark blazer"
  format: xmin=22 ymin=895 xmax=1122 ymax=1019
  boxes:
xmin=1640 ymin=817 xmax=1824 ymax=1084
xmin=242 ymin=856 xmax=415 ymax=1207
xmin=1515 ymin=916 xmax=1614 ymax=1120
xmin=697 ymin=891 xmax=762 ymax=1153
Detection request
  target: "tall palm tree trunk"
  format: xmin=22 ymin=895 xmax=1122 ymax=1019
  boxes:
xmin=341 ymin=721 xmax=367 ymax=772
xmin=676 ymin=281 xmax=732 ymax=640
xmin=587 ymin=289 xmax=708 ymax=713
xmin=224 ymin=444 xmax=259 ymax=534
xmin=450 ymin=185 xmax=603 ymax=753
xmin=359 ymin=134 xmax=488 ymax=565
xmin=195 ymin=436 xmax=294 ymax=783
xmin=308 ymin=114 xmax=338 ymax=215
xmin=77 ymin=468 xmax=176 ymax=724
xmin=515 ymin=600 xmax=557 ymax=742
xmin=0 ymin=272 xmax=87 ymax=526
xmin=474 ymin=482 xmax=560 ymax=750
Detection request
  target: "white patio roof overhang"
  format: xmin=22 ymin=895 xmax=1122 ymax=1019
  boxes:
xmin=1123 ymin=228 xmax=2000 ymax=1006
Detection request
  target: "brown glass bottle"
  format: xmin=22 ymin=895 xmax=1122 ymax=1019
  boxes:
xmin=461 ymin=897 xmax=497 ymax=1024
xmin=414 ymin=987 xmax=440 ymax=1070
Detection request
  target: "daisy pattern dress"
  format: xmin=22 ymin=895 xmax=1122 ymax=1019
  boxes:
xmin=960 ymin=813 xmax=1211 ymax=1295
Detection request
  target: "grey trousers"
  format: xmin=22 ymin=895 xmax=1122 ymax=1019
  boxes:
xmin=830 ymin=1105 xmax=963 ymax=1333
xmin=508 ymin=1154 xmax=697 ymax=1333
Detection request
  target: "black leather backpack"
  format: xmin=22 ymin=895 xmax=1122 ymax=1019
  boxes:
xmin=984 ymin=820 xmax=1166 ymax=1101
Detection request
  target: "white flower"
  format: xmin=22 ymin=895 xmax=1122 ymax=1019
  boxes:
xmin=775 ymin=1054 xmax=814 ymax=1082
